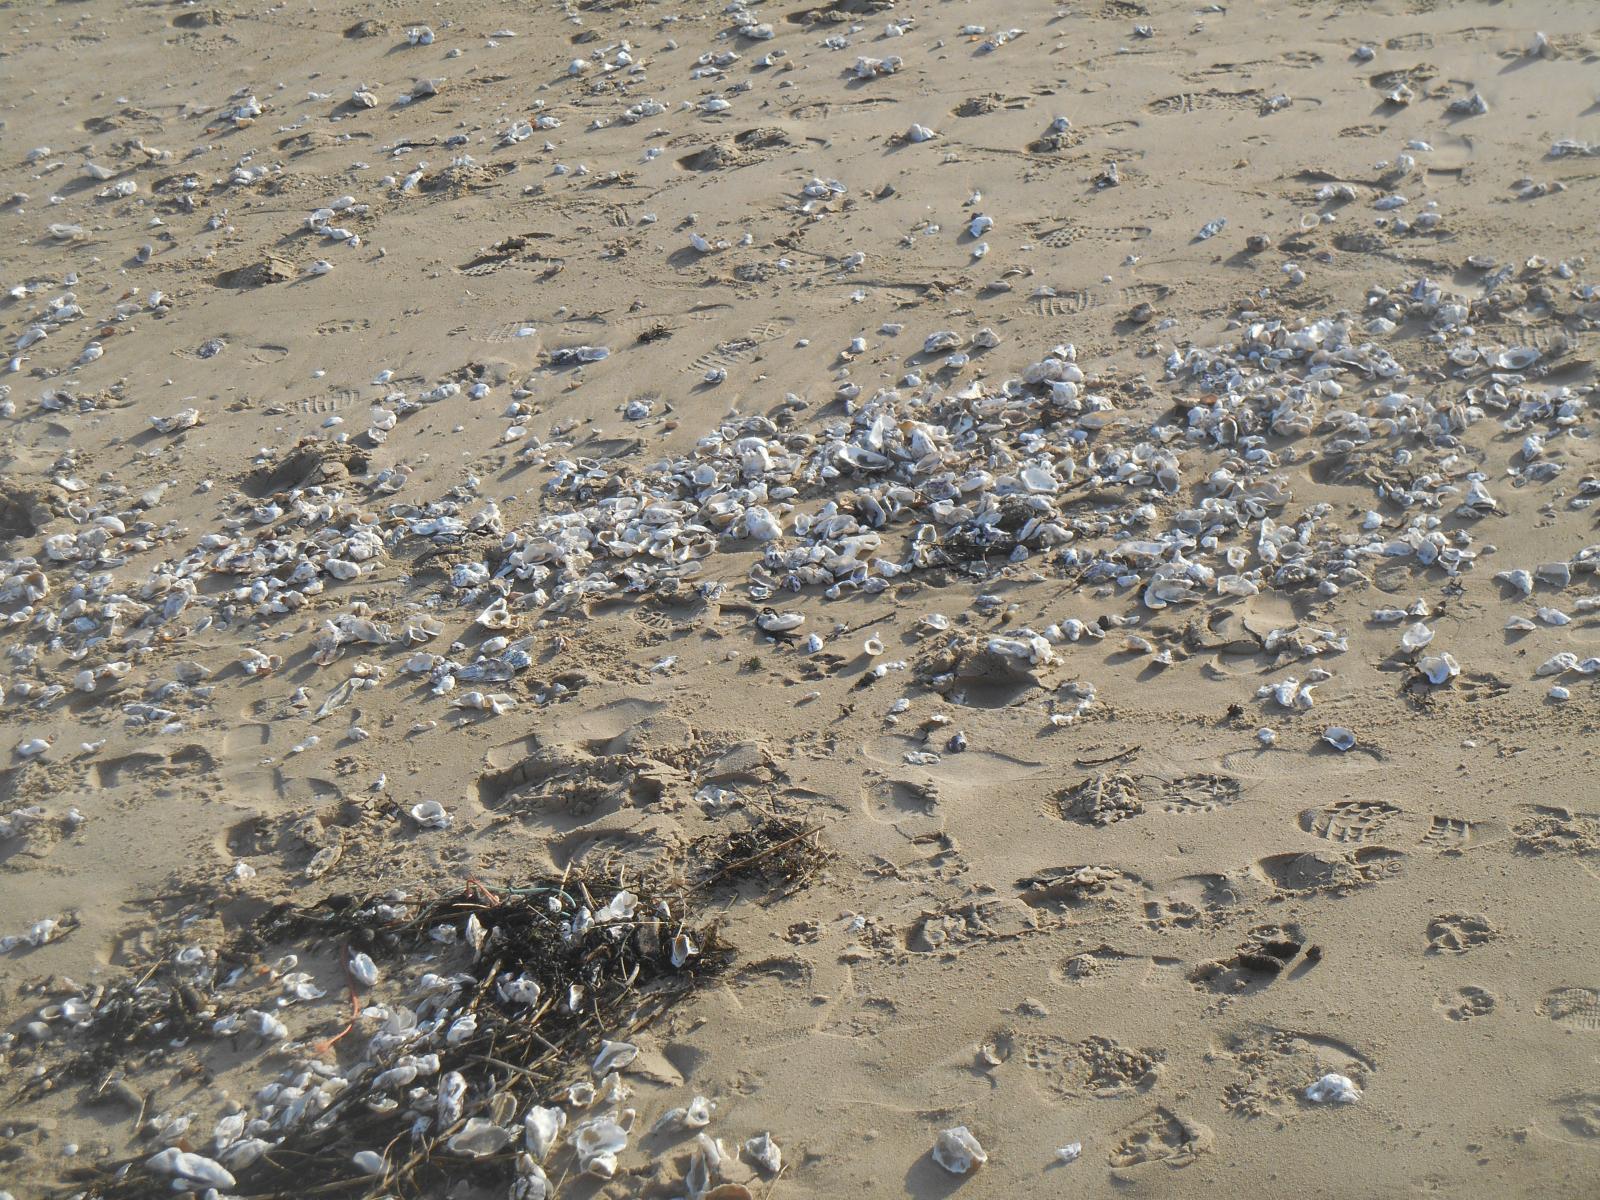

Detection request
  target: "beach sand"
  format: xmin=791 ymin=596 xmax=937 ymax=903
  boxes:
xmin=1 ymin=0 xmax=1598 ymax=1195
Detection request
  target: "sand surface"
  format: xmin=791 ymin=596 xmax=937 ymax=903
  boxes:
xmin=2 ymin=0 xmax=1600 ymax=1195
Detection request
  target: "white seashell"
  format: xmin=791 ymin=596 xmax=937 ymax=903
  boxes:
xmin=1056 ymin=1142 xmax=1083 ymax=1163
xmin=592 ymin=1039 xmax=638 ymax=1075
xmin=352 ymin=1150 xmax=386 ymax=1175
xmin=572 ymin=1116 xmax=629 ymax=1176
xmin=1321 ymin=727 xmax=1356 ymax=752
xmin=1305 ymin=1073 xmax=1361 ymax=1104
xmin=513 ymin=1157 xmax=551 ymax=1200
xmin=757 ymin=609 xmax=804 ymax=633
xmin=15 ymin=738 xmax=49 ymax=758
xmin=1537 ymin=607 xmax=1570 ymax=626
xmin=864 ymin=636 xmax=885 ymax=656
xmin=1399 ymin=621 xmax=1433 ymax=650
xmin=1536 ymin=652 xmax=1577 ymax=677
xmin=671 ymin=932 xmax=699 ymax=967
xmin=150 ymin=408 xmax=200 ymax=434
xmin=905 ymin=124 xmax=937 ymax=143
xmin=525 ymin=1106 xmax=567 ymax=1159
xmin=594 ymin=890 xmax=638 ymax=922
xmin=348 ymin=951 xmax=379 ymax=988
xmin=1535 ymin=562 xmax=1572 ymax=587
xmin=145 ymin=1149 xmax=236 ymax=1188
xmin=745 ymin=1132 xmax=782 ymax=1175
xmin=932 ymin=1126 xmax=987 ymax=1174
xmin=410 ymin=800 xmax=452 ymax=829
xmin=1549 ymin=685 xmax=1571 ymax=701
xmin=686 ymin=1095 xmax=714 ymax=1126
xmin=498 ymin=973 xmax=542 ymax=1005
xmin=449 ymin=1118 xmax=513 ymax=1158
xmin=1418 ymin=653 xmax=1459 ymax=685
xmin=1492 ymin=346 xmax=1540 ymax=370
xmin=1495 ymin=569 xmax=1533 ymax=596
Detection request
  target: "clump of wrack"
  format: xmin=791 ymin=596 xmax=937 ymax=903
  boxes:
xmin=42 ymin=845 xmax=821 ymax=1199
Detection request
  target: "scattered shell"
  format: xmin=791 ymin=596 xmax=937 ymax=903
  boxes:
xmin=1305 ymin=1073 xmax=1361 ymax=1104
xmin=1322 ymin=727 xmax=1356 ymax=752
xmin=932 ymin=1126 xmax=987 ymax=1174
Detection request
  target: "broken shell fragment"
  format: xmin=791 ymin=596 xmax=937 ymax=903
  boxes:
xmin=409 ymin=800 xmax=452 ymax=829
xmin=932 ymin=1126 xmax=987 ymax=1174
xmin=1305 ymin=1073 xmax=1361 ymax=1104
xmin=1321 ymin=727 xmax=1356 ymax=752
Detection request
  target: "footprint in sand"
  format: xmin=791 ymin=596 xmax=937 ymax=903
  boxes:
xmin=861 ymin=775 xmax=942 ymax=828
xmin=1251 ymin=846 xmax=1407 ymax=893
xmin=1538 ymin=987 xmax=1600 ymax=1033
xmin=1051 ymin=944 xmax=1184 ymax=990
xmin=1145 ymin=872 xmax=1257 ymax=929
xmin=1426 ymin=913 xmax=1496 ymax=955
xmin=1106 ymin=1107 xmax=1213 ymax=1169
xmin=1298 ymin=799 xmax=1504 ymax=854
xmin=1436 ymin=986 xmax=1497 ymax=1022
xmin=1215 ymin=1027 xmax=1373 ymax=1120
xmin=1015 ymin=1033 xmax=1162 ymax=1100
xmin=1299 ymin=799 xmax=1402 ymax=843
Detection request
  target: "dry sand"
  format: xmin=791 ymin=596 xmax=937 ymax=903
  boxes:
xmin=2 ymin=0 xmax=1600 ymax=1195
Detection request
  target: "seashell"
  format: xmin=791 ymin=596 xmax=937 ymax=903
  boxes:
xmin=304 ymin=844 xmax=341 ymax=880
xmin=745 ymin=1132 xmax=782 ymax=1175
xmin=512 ymin=1157 xmax=552 ymax=1200
xmin=15 ymin=738 xmax=50 ymax=758
xmin=1536 ymin=652 xmax=1577 ymax=676
xmin=448 ymin=1118 xmax=513 ymax=1158
xmin=593 ymin=1040 xmax=638 ymax=1075
xmin=1495 ymin=569 xmax=1533 ymax=596
xmin=905 ymin=124 xmax=937 ymax=143
xmin=572 ymin=1116 xmax=629 ymax=1177
xmin=1492 ymin=346 xmax=1539 ymax=370
xmin=863 ymin=636 xmax=885 ymax=656
xmin=671 ymin=931 xmax=699 ymax=967
xmin=932 ymin=1126 xmax=987 ymax=1174
xmin=757 ymin=609 xmax=804 ymax=633
xmin=352 ymin=1150 xmax=386 ymax=1175
xmin=1305 ymin=1073 xmax=1361 ymax=1104
xmin=410 ymin=800 xmax=452 ymax=830
xmin=1535 ymin=562 xmax=1572 ymax=587
xmin=150 ymin=408 xmax=201 ymax=434
xmin=145 ymin=1149 xmax=236 ymax=1189
xmin=1399 ymin=621 xmax=1433 ymax=650
xmin=1321 ymin=727 xmax=1356 ymax=752
xmin=524 ymin=1106 xmax=567 ymax=1159
xmin=348 ymin=951 xmax=379 ymax=988
xmin=1418 ymin=653 xmax=1459 ymax=685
